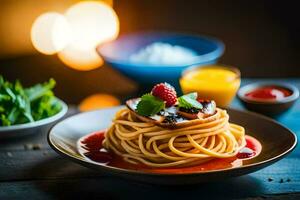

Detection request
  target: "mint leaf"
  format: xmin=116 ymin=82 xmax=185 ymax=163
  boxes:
xmin=178 ymin=92 xmax=203 ymax=109
xmin=136 ymin=94 xmax=165 ymax=116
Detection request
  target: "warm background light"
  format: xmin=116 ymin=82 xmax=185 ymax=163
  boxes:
xmin=103 ymin=0 xmax=113 ymax=7
xmin=79 ymin=93 xmax=120 ymax=112
xmin=57 ymin=1 xmax=119 ymax=71
xmin=64 ymin=1 xmax=119 ymax=50
xmin=29 ymin=0 xmax=119 ymax=70
xmin=31 ymin=12 xmax=71 ymax=55
xmin=58 ymin=43 xmax=104 ymax=71
xmin=0 ymin=0 xmax=114 ymax=58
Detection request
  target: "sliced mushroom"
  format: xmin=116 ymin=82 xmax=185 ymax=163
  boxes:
xmin=199 ymin=100 xmax=216 ymax=115
xmin=177 ymin=110 xmax=198 ymax=120
xmin=178 ymin=100 xmax=216 ymax=120
xmin=126 ymin=98 xmax=216 ymax=128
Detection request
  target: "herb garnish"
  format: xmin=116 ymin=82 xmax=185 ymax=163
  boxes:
xmin=178 ymin=92 xmax=203 ymax=109
xmin=136 ymin=94 xmax=165 ymax=116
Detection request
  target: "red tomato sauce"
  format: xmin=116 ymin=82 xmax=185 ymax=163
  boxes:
xmin=78 ymin=131 xmax=262 ymax=174
xmin=245 ymin=86 xmax=291 ymax=101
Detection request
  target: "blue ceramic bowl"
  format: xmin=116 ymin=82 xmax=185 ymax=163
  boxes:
xmin=96 ymin=32 xmax=224 ymax=86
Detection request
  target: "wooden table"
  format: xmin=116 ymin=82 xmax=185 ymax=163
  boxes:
xmin=1 ymin=79 xmax=299 ymax=200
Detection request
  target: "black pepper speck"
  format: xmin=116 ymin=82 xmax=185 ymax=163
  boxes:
xmin=279 ymin=178 xmax=284 ymax=183
xmin=267 ymin=178 xmax=273 ymax=182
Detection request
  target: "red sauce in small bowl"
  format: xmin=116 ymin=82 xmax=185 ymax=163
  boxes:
xmin=77 ymin=131 xmax=262 ymax=174
xmin=245 ymin=86 xmax=292 ymax=101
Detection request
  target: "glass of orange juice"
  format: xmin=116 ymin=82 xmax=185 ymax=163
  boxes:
xmin=180 ymin=65 xmax=241 ymax=107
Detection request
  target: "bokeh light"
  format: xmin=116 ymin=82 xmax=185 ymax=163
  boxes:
xmin=31 ymin=1 xmax=119 ymax=71
xmin=31 ymin=12 xmax=71 ymax=55
xmin=57 ymin=1 xmax=119 ymax=71
xmin=103 ymin=0 xmax=114 ymax=6
xmin=79 ymin=93 xmax=120 ymax=112
xmin=58 ymin=43 xmax=104 ymax=71
xmin=64 ymin=1 xmax=119 ymax=51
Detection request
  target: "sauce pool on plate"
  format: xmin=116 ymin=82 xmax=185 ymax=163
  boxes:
xmin=77 ymin=130 xmax=262 ymax=174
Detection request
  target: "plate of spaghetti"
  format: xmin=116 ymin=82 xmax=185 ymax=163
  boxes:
xmin=48 ymin=83 xmax=297 ymax=185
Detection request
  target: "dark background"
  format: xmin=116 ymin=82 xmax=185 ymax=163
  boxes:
xmin=0 ymin=0 xmax=299 ymax=104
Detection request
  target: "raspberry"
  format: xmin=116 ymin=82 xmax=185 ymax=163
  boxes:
xmin=151 ymin=83 xmax=177 ymax=107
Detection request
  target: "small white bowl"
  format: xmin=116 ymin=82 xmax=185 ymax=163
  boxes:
xmin=0 ymin=98 xmax=68 ymax=139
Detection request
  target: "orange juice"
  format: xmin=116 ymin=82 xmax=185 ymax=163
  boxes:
xmin=180 ymin=65 xmax=241 ymax=107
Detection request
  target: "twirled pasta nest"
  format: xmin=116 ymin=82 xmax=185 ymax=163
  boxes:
xmin=103 ymin=107 xmax=246 ymax=167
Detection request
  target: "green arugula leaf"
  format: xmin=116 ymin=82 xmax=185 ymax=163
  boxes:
xmin=7 ymin=107 xmax=20 ymax=124
xmin=5 ymin=87 xmax=16 ymax=102
xmin=25 ymin=78 xmax=56 ymax=101
xmin=0 ymin=76 xmax=4 ymax=88
xmin=178 ymin=92 xmax=203 ymax=109
xmin=0 ymin=94 xmax=10 ymax=101
xmin=31 ymin=94 xmax=61 ymax=121
xmin=0 ymin=114 xmax=11 ymax=126
xmin=14 ymin=81 xmax=34 ymax=123
xmin=0 ymin=76 xmax=61 ymax=127
xmin=0 ymin=106 xmax=5 ymax=113
xmin=136 ymin=94 xmax=165 ymax=116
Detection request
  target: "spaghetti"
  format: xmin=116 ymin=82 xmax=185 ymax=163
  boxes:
xmin=103 ymin=107 xmax=246 ymax=167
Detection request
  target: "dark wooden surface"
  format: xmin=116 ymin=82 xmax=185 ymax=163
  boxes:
xmin=0 ymin=79 xmax=300 ymax=200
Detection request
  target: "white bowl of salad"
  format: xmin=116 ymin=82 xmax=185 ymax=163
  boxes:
xmin=0 ymin=76 xmax=68 ymax=138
